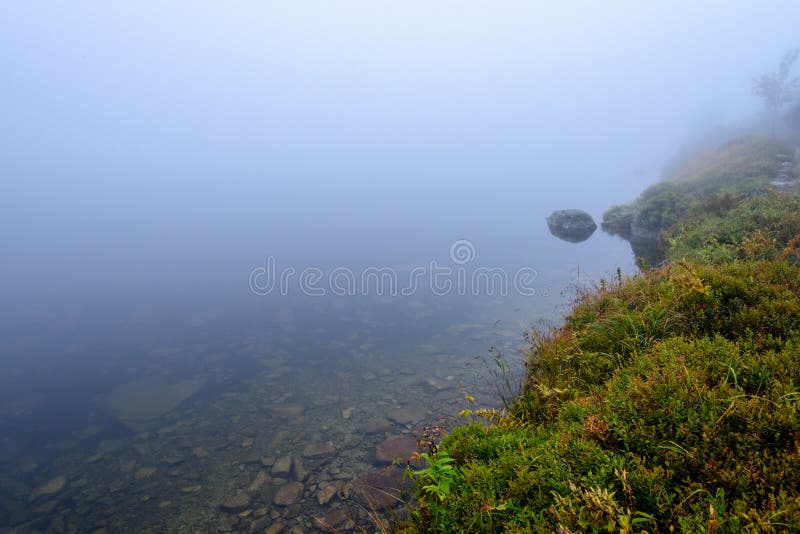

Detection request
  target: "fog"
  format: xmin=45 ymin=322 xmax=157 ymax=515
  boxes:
xmin=4 ymin=4 xmax=800 ymax=530
xmin=3 ymin=1 xmax=799 ymax=302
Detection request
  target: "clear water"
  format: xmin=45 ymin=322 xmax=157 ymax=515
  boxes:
xmin=0 ymin=229 xmax=636 ymax=533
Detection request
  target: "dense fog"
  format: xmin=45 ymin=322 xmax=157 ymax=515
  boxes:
xmin=3 ymin=1 xmax=799 ymax=302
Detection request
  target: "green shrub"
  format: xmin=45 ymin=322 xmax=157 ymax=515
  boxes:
xmin=401 ymin=253 xmax=800 ymax=532
xmin=400 ymin=138 xmax=800 ymax=533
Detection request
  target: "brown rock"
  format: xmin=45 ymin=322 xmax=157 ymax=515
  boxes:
xmin=359 ymin=418 xmax=393 ymax=434
xmin=387 ymin=406 xmax=426 ymax=425
xmin=375 ymin=435 xmax=418 ymax=464
xmin=134 ymin=467 xmax=156 ymax=480
xmin=29 ymin=475 xmax=67 ymax=501
xmin=271 ymin=455 xmax=292 ymax=477
xmin=291 ymin=456 xmax=308 ymax=481
xmin=302 ymin=441 xmax=336 ymax=458
xmin=248 ymin=469 xmax=271 ymax=494
xmin=273 ymin=481 xmax=304 ymax=506
xmin=220 ymin=491 xmax=251 ymax=513
xmin=316 ymin=481 xmax=338 ymax=506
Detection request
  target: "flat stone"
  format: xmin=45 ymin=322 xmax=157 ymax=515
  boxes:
xmin=359 ymin=418 xmax=392 ymax=434
xmin=29 ymin=475 xmax=67 ymax=501
xmin=220 ymin=491 xmax=251 ymax=513
xmin=273 ymin=481 xmax=304 ymax=506
xmin=104 ymin=377 xmax=206 ymax=427
xmin=386 ymin=406 xmax=426 ymax=425
xmin=302 ymin=441 xmax=336 ymax=458
xmin=375 ymin=435 xmax=418 ymax=464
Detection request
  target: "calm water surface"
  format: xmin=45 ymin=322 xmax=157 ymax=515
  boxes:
xmin=0 ymin=229 xmax=635 ymax=533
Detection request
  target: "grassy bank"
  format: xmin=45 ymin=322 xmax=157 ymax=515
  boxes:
xmin=399 ymin=139 xmax=800 ymax=533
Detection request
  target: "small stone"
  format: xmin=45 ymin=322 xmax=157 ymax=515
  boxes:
xmin=163 ymin=455 xmax=185 ymax=466
xmin=193 ymin=447 xmax=209 ymax=458
xmin=291 ymin=456 xmax=308 ymax=482
xmin=220 ymin=491 xmax=251 ymax=513
xmin=316 ymin=481 xmax=338 ymax=506
xmin=375 ymin=435 xmax=418 ymax=464
xmin=341 ymin=407 xmax=354 ymax=420
xmin=302 ymin=441 xmax=336 ymax=458
xmin=271 ymin=455 xmax=292 ymax=477
xmin=84 ymin=452 xmax=104 ymax=464
xmin=248 ymin=470 xmax=270 ymax=494
xmin=248 ymin=516 xmax=272 ymax=532
xmin=273 ymin=481 xmax=304 ymax=506
xmin=241 ymin=438 xmax=255 ymax=448
xmin=134 ymin=467 xmax=156 ymax=480
xmin=387 ymin=406 xmax=426 ymax=425
xmin=159 ymin=500 xmax=172 ymax=508
xmin=260 ymin=456 xmax=276 ymax=467
xmin=180 ymin=484 xmax=202 ymax=493
xmin=29 ymin=475 xmax=67 ymax=501
xmin=359 ymin=418 xmax=392 ymax=434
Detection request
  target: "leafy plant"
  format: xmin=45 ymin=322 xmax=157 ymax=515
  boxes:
xmin=410 ymin=451 xmax=458 ymax=503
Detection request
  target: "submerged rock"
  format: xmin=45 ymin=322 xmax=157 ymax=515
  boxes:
xmin=104 ymin=377 xmax=206 ymax=429
xmin=386 ymin=406 xmax=425 ymax=425
xmin=546 ymin=209 xmax=597 ymax=243
xmin=271 ymin=455 xmax=292 ymax=477
xmin=375 ymin=435 xmax=418 ymax=464
xmin=273 ymin=481 xmax=304 ymax=505
xmin=316 ymin=481 xmax=339 ymax=506
xmin=353 ymin=466 xmax=405 ymax=509
xmin=219 ymin=491 xmax=251 ymax=513
xmin=302 ymin=441 xmax=336 ymax=458
xmin=29 ymin=475 xmax=67 ymax=501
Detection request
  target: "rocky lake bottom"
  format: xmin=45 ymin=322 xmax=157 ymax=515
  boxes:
xmin=0 ymin=293 xmax=547 ymax=533
xmin=0 ymin=234 xmax=637 ymax=533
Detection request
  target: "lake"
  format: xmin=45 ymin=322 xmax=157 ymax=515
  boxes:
xmin=0 ymin=226 xmax=636 ymax=532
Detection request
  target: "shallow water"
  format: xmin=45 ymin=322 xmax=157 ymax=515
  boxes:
xmin=0 ymin=230 xmax=636 ymax=532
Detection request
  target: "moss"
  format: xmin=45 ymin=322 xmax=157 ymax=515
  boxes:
xmin=601 ymin=136 xmax=791 ymax=254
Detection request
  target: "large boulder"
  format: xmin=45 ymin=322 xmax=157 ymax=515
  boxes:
xmin=546 ymin=209 xmax=597 ymax=243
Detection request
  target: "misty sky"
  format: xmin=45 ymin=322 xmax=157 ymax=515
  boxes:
xmin=3 ymin=2 xmax=800 ymax=298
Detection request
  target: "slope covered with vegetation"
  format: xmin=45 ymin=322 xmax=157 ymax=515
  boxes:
xmin=602 ymin=137 xmax=793 ymax=252
xmin=399 ymin=139 xmax=800 ymax=533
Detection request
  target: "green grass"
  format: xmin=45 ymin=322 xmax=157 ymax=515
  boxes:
xmin=400 ymin=138 xmax=800 ymax=533
xmin=601 ymin=136 xmax=792 ymax=245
